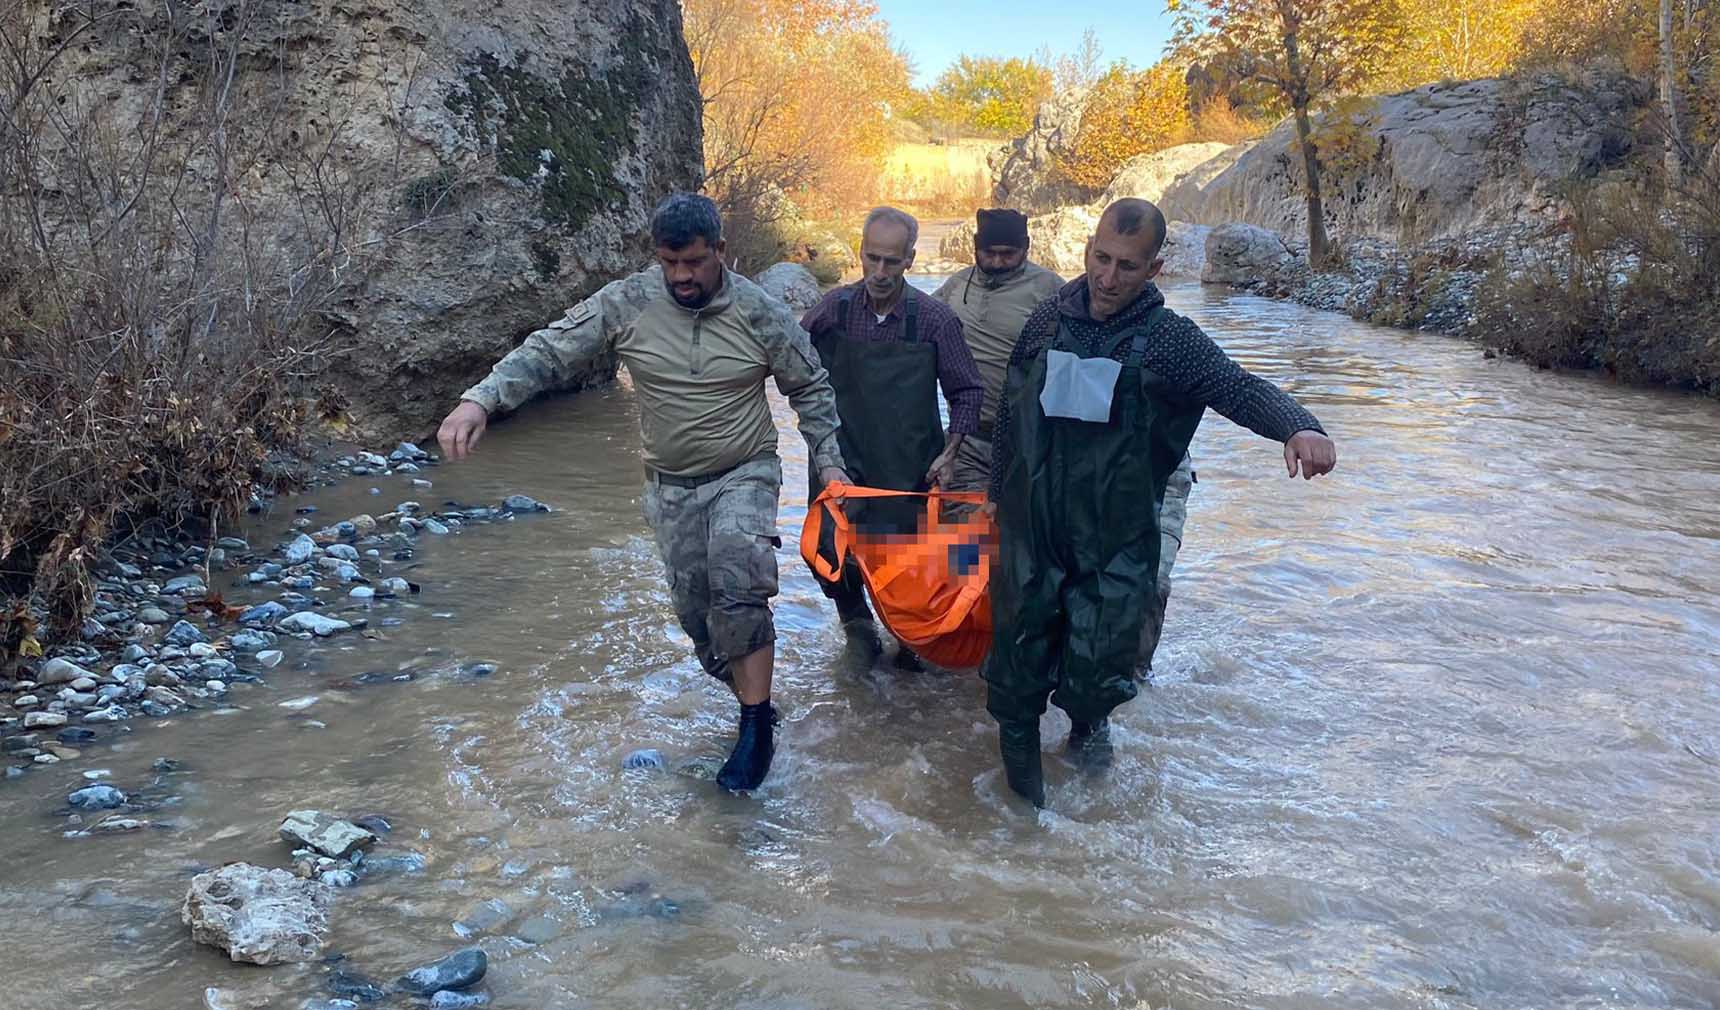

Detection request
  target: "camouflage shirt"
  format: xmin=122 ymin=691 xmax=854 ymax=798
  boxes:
xmin=462 ymin=266 xmax=845 ymax=478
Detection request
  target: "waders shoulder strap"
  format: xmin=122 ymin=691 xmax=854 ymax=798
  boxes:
xmin=903 ymin=292 xmax=920 ymax=343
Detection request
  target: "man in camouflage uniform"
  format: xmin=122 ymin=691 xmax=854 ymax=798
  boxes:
xmin=438 ymin=193 xmax=849 ymax=793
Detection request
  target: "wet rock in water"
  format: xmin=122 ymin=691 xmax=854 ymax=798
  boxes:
xmin=68 ymin=784 xmax=127 ymax=809
xmin=459 ymin=663 xmax=496 ymax=679
xmin=153 ymin=757 xmax=182 ymax=772
xmin=257 ymin=650 xmax=285 ymax=669
xmin=674 ymin=755 xmax=724 ymax=781
xmin=325 ymin=544 xmax=360 ymax=562
xmin=301 ymin=1000 xmax=360 ymax=1010
xmin=283 ymin=534 xmax=318 ymax=564
xmin=24 ymin=711 xmax=68 ymax=729
xmin=138 ymin=607 xmax=172 ymax=625
xmin=391 ymin=441 xmax=430 ymax=462
xmin=83 ymin=705 xmax=127 ymax=724
xmin=358 ymin=451 xmax=389 ymax=469
xmin=182 ymin=863 xmax=330 ymax=964
xmin=164 ymin=621 xmax=209 ymax=648
xmin=280 ymin=613 xmax=352 ymax=638
xmin=327 ymin=967 xmax=389 ymax=1003
xmin=37 ymin=657 xmax=92 ymax=686
xmin=502 ymin=494 xmax=548 ymax=513
xmin=141 ymin=700 xmax=176 ymax=717
xmin=360 ymin=851 xmax=426 ymax=877
xmin=394 ymin=946 xmax=487 ymax=995
xmin=279 ymin=810 xmax=377 ymax=858
xmin=352 ymin=515 xmax=378 ymax=535
xmin=334 ymin=563 xmax=362 ymax=583
xmin=285 ymin=575 xmax=316 ymax=590
xmin=422 ymin=519 xmax=449 ymax=535
xmin=230 ymin=631 xmax=272 ymax=653
xmin=162 ymin=575 xmax=207 ymax=596
xmin=429 ymin=992 xmax=490 ymax=1009
xmin=453 ymin=898 xmax=512 ymax=938
xmin=188 ymin=642 xmax=220 ymax=659
xmin=350 ymin=814 xmax=392 ymax=835
xmin=622 ymin=749 xmax=664 ymax=770
xmin=512 ymin=914 xmax=561 ymax=945
xmin=57 ymin=727 xmax=96 ymax=744
xmin=121 ymin=644 xmax=149 ymax=663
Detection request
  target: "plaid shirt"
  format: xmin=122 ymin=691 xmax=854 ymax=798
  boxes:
xmin=801 ymin=284 xmax=984 ymax=435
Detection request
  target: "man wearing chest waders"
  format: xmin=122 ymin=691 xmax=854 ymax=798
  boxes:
xmin=986 ymin=198 xmax=1339 ymax=807
xmin=436 ymin=193 xmax=850 ymax=793
xmin=935 ymin=209 xmax=1197 ymax=680
xmin=801 ymin=207 xmax=984 ymax=670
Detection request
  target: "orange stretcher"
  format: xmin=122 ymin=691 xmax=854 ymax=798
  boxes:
xmin=800 ymin=483 xmax=997 ymax=669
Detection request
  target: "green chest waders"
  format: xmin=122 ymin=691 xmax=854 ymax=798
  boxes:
xmin=984 ymin=307 xmax=1203 ymax=727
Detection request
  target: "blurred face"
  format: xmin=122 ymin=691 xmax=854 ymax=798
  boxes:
xmin=860 ymin=219 xmax=915 ymax=307
xmin=1083 ymin=218 xmax=1163 ymax=322
xmin=974 ymin=241 xmax=1028 ymax=276
xmin=657 ymin=237 xmax=726 ymax=309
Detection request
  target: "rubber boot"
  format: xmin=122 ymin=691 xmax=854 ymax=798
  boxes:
xmin=998 ymin=719 xmax=1045 ymax=807
xmin=716 ymin=701 xmax=776 ymax=792
xmin=891 ymin=643 xmax=924 ymax=672
xmin=1066 ymin=718 xmax=1113 ymax=771
xmin=838 ymin=618 xmax=883 ymax=670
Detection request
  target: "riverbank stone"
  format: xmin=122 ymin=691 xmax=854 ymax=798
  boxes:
xmin=183 ymin=863 xmax=330 ymax=964
xmin=280 ymin=612 xmax=352 ymax=637
xmin=69 ymin=784 xmax=127 ymax=809
xmin=165 ymin=621 xmax=209 ymax=647
xmin=395 ymin=947 xmax=487 ymax=995
xmin=502 ymin=495 xmax=548 ymax=513
xmin=37 ymin=657 xmax=92 ymax=686
xmin=284 ymin=535 xmax=317 ymax=564
xmin=279 ymin=810 xmax=377 ymax=858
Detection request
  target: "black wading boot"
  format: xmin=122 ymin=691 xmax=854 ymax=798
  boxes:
xmin=838 ymin=618 xmax=884 ymax=670
xmin=717 ymin=701 xmax=777 ymax=792
xmin=998 ymin=719 xmax=1045 ymax=807
xmin=1066 ymin=718 xmax=1113 ymax=771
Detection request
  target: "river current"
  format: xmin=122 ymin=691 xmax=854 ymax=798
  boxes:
xmin=2 ymin=278 xmax=1717 ymax=1009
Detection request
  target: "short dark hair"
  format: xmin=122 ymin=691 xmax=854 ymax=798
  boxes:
xmin=1102 ymin=198 xmax=1167 ymax=259
xmin=651 ymin=192 xmax=722 ymax=249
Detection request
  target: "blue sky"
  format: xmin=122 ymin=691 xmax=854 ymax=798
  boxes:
xmin=872 ymin=1 xmax=1178 ymax=87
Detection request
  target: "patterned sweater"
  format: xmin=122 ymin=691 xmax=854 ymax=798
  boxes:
xmin=989 ymin=277 xmax=1324 ymax=501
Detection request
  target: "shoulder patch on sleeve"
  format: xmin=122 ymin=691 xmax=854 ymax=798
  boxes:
xmin=568 ymin=300 xmax=597 ymax=325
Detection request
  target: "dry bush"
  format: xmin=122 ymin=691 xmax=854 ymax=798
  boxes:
xmin=0 ymin=1 xmax=379 ymax=652
xmin=1472 ymin=167 xmax=1720 ymax=392
xmin=1190 ymin=96 xmax=1274 ymax=144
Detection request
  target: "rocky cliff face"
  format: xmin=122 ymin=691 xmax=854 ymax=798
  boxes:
xmin=989 ymin=89 xmax=1095 ymax=214
xmin=27 ymin=0 xmax=703 ymax=436
xmin=1160 ymin=71 xmax=1649 ymax=249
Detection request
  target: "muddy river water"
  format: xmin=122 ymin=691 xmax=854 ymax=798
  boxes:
xmin=3 ymin=279 xmax=1718 ymax=1009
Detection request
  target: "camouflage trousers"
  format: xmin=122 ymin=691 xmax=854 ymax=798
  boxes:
xmin=641 ymin=455 xmax=783 ymax=681
xmin=952 ymin=435 xmax=1193 ymax=672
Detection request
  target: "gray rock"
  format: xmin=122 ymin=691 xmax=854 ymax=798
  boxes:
xmin=37 ymin=658 xmax=92 ymax=686
xmin=422 ymin=519 xmax=450 ymax=536
xmin=380 ymin=578 xmax=412 ymax=595
xmin=283 ymin=535 xmax=317 ymax=565
xmin=24 ymin=712 xmax=68 ymax=729
xmin=1102 ymin=142 xmax=1236 ymax=208
xmin=69 ymin=784 xmax=128 ymax=809
xmin=622 ymin=748 xmax=664 ymax=770
xmin=302 ymin=1001 xmax=360 ymax=1010
xmin=121 ymin=644 xmax=149 ymax=663
xmin=753 ymin=261 xmax=822 ymax=311
xmin=502 ymin=495 xmax=548 ymax=513
xmin=280 ymin=612 xmax=352 ymax=638
xmin=138 ymin=607 xmax=172 ymax=625
xmin=60 ymin=690 xmax=99 ymax=708
xmin=395 ymin=947 xmax=487 ymax=995
xmin=278 ymin=810 xmax=377 ymax=858
xmin=231 ymin=631 xmax=273 ymax=653
xmin=1025 ymin=205 xmax=1100 ymax=275
xmin=83 ymin=706 xmax=127 ymax=724
xmin=285 ymin=575 xmax=316 ymax=590
xmin=68 ymin=676 xmax=98 ymax=691
xmin=182 ymin=863 xmax=330 ymax=965
xmin=164 ymin=620 xmax=209 ymax=648
xmin=325 ymin=544 xmax=360 ymax=562
xmin=391 ymin=441 xmax=428 ymax=461
xmin=1202 ymin=222 xmax=1295 ymax=287
xmin=217 ymin=537 xmax=250 ymax=551
xmin=1157 ymin=221 xmax=1212 ymax=279
xmin=513 ymin=914 xmax=561 ymax=945
xmin=453 ymin=898 xmax=512 ymax=938
xmin=358 ymin=451 xmax=389 ymax=468
xmin=257 ymin=650 xmax=285 ymax=669
xmin=163 ymin=576 xmax=207 ymax=595
xmin=349 ymin=587 xmax=375 ymax=601
xmin=429 ymin=992 xmax=490 ymax=1009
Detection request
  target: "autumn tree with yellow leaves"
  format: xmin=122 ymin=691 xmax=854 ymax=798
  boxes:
xmin=1059 ymin=61 xmax=1194 ymax=190
xmin=682 ymin=0 xmax=911 ymax=267
xmin=1172 ymin=0 xmax=1406 ymax=266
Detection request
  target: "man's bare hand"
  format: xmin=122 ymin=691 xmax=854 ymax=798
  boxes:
xmin=818 ymin=466 xmax=851 ymax=499
xmin=437 ymin=401 xmax=489 ymax=461
xmin=1284 ymin=430 xmax=1337 ymax=480
xmin=925 ymin=446 xmax=958 ymax=489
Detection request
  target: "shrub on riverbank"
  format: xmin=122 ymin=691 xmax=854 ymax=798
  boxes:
xmin=0 ymin=5 xmax=368 ymax=656
xmin=1472 ymin=168 xmax=1720 ymax=394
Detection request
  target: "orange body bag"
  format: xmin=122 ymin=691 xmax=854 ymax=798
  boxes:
xmin=799 ymin=483 xmax=997 ymax=669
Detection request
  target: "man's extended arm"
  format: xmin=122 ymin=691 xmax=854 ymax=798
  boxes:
xmin=459 ymin=270 xmax=653 ymax=415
